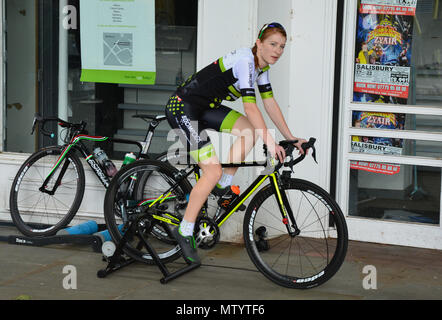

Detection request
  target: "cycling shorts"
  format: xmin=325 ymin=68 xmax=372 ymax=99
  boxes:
xmin=165 ymin=95 xmax=243 ymax=163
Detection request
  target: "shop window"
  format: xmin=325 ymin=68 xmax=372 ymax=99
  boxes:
xmin=349 ymin=162 xmax=440 ymax=225
xmin=4 ymin=0 xmax=197 ymax=158
xmin=348 ymin=1 xmax=441 ymax=225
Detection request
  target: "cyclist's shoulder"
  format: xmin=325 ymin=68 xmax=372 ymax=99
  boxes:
xmin=221 ymin=47 xmax=254 ymax=67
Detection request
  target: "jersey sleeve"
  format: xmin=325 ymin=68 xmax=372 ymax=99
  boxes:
xmin=234 ymin=57 xmax=257 ymax=104
xmin=257 ymin=68 xmax=274 ymax=100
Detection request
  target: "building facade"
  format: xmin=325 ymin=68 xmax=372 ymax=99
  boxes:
xmin=0 ymin=0 xmax=441 ymax=249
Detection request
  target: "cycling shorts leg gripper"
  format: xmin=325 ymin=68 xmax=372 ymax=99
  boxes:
xmin=220 ymin=110 xmax=242 ymax=133
xmin=189 ymin=143 xmax=217 ymax=163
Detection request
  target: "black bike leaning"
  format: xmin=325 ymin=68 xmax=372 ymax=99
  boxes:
xmin=102 ymin=138 xmax=348 ymax=289
xmin=9 ymin=113 xmax=172 ymax=237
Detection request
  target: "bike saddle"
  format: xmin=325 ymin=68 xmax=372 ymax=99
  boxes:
xmin=133 ymin=114 xmax=167 ymax=121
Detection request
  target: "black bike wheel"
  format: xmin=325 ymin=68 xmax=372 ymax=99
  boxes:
xmin=243 ymin=178 xmax=348 ymax=289
xmin=9 ymin=146 xmax=85 ymax=237
xmin=104 ymin=159 xmax=192 ymax=264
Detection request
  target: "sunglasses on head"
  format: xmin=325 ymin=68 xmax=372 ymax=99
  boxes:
xmin=258 ymin=22 xmax=285 ymax=39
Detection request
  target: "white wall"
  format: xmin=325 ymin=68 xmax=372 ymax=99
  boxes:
xmin=288 ymin=0 xmax=337 ymax=190
xmin=197 ymin=0 xmax=259 ymax=242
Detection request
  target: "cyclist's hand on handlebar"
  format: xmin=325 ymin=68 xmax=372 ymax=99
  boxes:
xmin=293 ymin=138 xmax=309 ymax=155
xmin=268 ymin=142 xmax=286 ymax=163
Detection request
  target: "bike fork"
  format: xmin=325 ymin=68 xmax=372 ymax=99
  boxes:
xmin=269 ymin=172 xmax=300 ymax=236
xmin=40 ymin=158 xmax=71 ymax=195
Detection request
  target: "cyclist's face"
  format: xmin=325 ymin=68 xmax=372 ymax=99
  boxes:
xmin=257 ymin=32 xmax=286 ymax=67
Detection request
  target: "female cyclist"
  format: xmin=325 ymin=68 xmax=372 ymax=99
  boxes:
xmin=165 ymin=22 xmax=307 ymax=264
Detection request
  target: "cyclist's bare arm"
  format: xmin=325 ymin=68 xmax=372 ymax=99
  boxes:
xmin=243 ymin=101 xmax=285 ymax=161
xmin=262 ymin=97 xmax=307 ymax=154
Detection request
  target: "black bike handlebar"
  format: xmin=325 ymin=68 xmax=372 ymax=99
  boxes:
xmin=266 ymin=137 xmax=317 ymax=172
xmin=31 ymin=113 xmax=86 ymax=138
xmin=261 ymin=137 xmax=317 ymax=173
xmin=283 ymin=137 xmax=317 ymax=171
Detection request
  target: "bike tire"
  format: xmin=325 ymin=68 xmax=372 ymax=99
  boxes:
xmin=104 ymin=159 xmax=192 ymax=264
xmin=243 ymin=177 xmax=348 ymax=289
xmin=9 ymin=146 xmax=85 ymax=237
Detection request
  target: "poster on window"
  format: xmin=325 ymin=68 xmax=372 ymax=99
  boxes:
xmin=350 ymin=161 xmax=401 ymax=175
xmin=351 ymin=111 xmax=405 ymax=155
xmin=353 ymin=13 xmax=414 ymax=98
xmin=359 ymin=0 xmax=417 ymax=16
xmin=351 ymin=1 xmax=416 ymax=172
xmin=80 ymin=0 xmax=156 ymax=85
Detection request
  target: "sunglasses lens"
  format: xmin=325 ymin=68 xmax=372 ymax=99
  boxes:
xmin=269 ymin=23 xmax=284 ymax=30
xmin=258 ymin=22 xmax=285 ymax=39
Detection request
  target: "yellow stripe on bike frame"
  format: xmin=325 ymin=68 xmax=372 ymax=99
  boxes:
xmin=159 ymin=191 xmax=173 ymax=204
xmin=165 ymin=213 xmax=180 ymax=222
xmin=270 ymin=173 xmax=288 ymax=218
xmin=148 ymin=195 xmax=163 ymax=207
xmin=218 ymin=175 xmax=269 ymax=227
xmin=152 ymin=214 xmax=179 ymax=226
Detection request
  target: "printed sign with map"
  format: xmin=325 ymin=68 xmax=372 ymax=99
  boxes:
xmin=80 ymin=0 xmax=156 ymax=85
xmin=103 ymin=33 xmax=133 ymax=66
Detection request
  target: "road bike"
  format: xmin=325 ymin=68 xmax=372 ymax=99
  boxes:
xmin=9 ymin=113 xmax=172 ymax=237
xmin=102 ymin=138 xmax=348 ymax=289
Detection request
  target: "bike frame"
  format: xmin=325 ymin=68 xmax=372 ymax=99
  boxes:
xmin=39 ymin=115 xmax=165 ymax=193
xmin=143 ymin=161 xmax=300 ymax=235
xmin=41 ymin=136 xmax=143 ymax=191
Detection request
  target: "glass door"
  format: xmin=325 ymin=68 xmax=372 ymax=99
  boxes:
xmin=337 ymin=0 xmax=442 ymax=249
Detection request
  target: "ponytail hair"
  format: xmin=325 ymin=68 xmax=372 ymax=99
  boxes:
xmin=252 ymin=44 xmax=259 ymax=69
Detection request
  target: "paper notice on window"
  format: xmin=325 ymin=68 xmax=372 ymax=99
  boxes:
xmin=350 ymin=161 xmax=401 ymax=175
xmin=351 ymin=141 xmax=403 ymax=155
xmin=80 ymin=0 xmax=156 ymax=85
xmin=360 ymin=0 xmax=417 ymax=16
xmin=354 ymin=64 xmax=410 ymax=98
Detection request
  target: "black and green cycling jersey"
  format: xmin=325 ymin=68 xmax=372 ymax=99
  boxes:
xmin=176 ymin=47 xmax=273 ymax=108
xmin=165 ymin=47 xmax=274 ymax=163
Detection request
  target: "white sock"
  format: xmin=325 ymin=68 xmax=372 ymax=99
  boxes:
xmin=218 ymin=173 xmax=233 ymax=189
xmin=179 ymin=219 xmax=195 ymax=237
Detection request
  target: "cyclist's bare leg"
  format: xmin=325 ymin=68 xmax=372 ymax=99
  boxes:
xmin=182 ymin=155 xmax=222 ymax=223
xmin=223 ymin=115 xmax=257 ymax=176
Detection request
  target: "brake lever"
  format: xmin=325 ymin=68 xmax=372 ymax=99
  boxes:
xmin=301 ymin=138 xmax=318 ymax=164
xmin=31 ymin=118 xmax=37 ymax=135
xmin=310 ymin=145 xmax=318 ymax=164
xmin=283 ymin=137 xmax=317 ymax=172
xmin=31 ymin=113 xmax=43 ymax=135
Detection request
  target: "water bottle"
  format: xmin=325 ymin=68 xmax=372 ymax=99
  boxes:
xmin=56 ymin=220 xmax=99 ymax=236
xmin=93 ymin=147 xmax=106 ymax=164
xmin=122 ymin=152 xmax=137 ymax=167
xmin=93 ymin=147 xmax=117 ymax=177
xmin=103 ymin=159 xmax=118 ymax=177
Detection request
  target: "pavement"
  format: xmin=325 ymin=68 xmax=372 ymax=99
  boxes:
xmin=0 ymin=222 xmax=441 ymax=302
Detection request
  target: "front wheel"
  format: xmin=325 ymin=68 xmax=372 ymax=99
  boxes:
xmin=9 ymin=146 xmax=85 ymax=237
xmin=243 ymin=177 xmax=348 ymax=289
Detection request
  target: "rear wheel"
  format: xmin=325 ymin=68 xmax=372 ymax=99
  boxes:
xmin=243 ymin=177 xmax=348 ymax=289
xmin=9 ymin=146 xmax=85 ymax=237
xmin=104 ymin=159 xmax=192 ymax=264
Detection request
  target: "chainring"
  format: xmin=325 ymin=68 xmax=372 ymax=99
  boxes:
xmin=194 ymin=217 xmax=220 ymax=249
